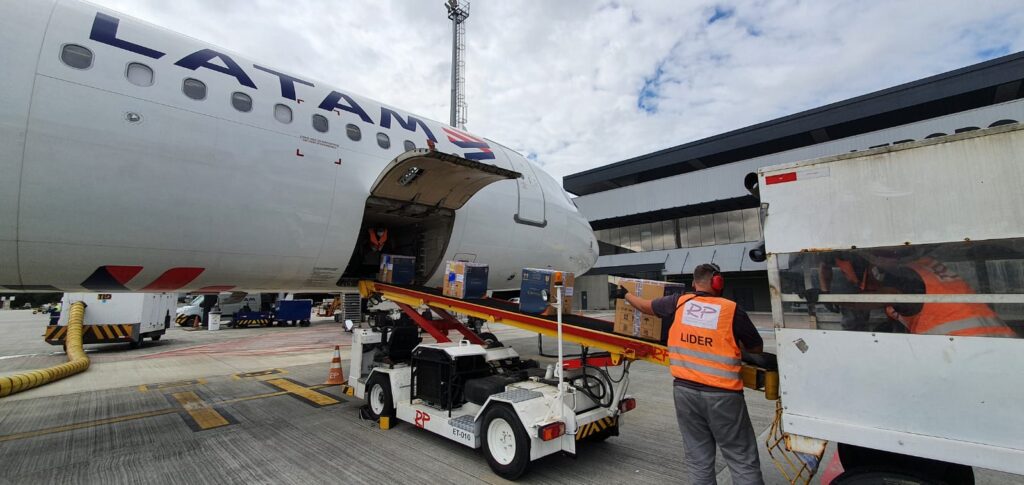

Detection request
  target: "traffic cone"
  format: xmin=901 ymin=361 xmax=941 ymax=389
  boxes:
xmin=325 ymin=345 xmax=346 ymax=385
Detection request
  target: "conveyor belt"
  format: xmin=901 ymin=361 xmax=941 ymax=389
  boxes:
xmin=359 ymin=281 xmax=672 ymax=366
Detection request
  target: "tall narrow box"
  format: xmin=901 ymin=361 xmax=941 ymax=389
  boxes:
xmin=519 ymin=268 xmax=575 ymax=316
xmin=443 ymin=261 xmax=489 ymax=299
xmin=378 ymin=254 xmax=416 ymax=284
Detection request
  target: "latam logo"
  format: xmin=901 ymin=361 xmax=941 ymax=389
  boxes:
xmin=442 ymin=127 xmax=495 ymax=161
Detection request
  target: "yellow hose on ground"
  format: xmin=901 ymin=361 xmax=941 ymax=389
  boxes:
xmin=0 ymin=301 xmax=90 ymax=397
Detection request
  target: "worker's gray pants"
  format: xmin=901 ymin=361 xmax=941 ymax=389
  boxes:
xmin=673 ymin=385 xmax=763 ymax=485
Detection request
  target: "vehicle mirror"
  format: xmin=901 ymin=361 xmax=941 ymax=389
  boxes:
xmin=744 ymin=172 xmax=760 ymax=199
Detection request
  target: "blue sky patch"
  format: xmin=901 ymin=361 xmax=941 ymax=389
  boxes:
xmin=708 ymin=5 xmax=734 ymax=25
xmin=977 ymin=45 xmax=1010 ymax=60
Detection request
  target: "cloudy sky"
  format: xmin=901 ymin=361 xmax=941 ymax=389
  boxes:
xmin=92 ymin=0 xmax=1024 ymax=184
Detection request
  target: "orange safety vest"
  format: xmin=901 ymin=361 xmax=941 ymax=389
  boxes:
xmin=368 ymin=228 xmax=388 ymax=251
xmin=896 ymin=258 xmax=1015 ymax=338
xmin=667 ymin=294 xmax=743 ymax=391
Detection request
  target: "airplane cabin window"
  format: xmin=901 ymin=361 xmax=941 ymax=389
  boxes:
xmin=403 ymin=140 xmax=416 ymax=151
xmin=126 ymin=62 xmax=153 ymax=86
xmin=990 ymin=119 xmax=1018 ymax=127
xmin=231 ymin=92 xmax=252 ymax=112
xmin=182 ymin=78 xmax=206 ymax=100
xmin=376 ymin=132 xmax=391 ymax=149
xmin=346 ymin=124 xmax=362 ymax=141
xmin=274 ymin=104 xmax=292 ymax=124
xmin=312 ymin=114 xmax=329 ymax=133
xmin=60 ymin=44 xmax=93 ymax=69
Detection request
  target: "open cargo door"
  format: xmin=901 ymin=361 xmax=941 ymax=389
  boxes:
xmin=341 ymin=149 xmax=521 ymax=286
xmin=370 ymin=149 xmax=521 ymax=211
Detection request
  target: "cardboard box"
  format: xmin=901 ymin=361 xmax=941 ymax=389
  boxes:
xmin=613 ymin=278 xmax=687 ymax=342
xmin=378 ymin=254 xmax=416 ymax=284
xmin=519 ymin=268 xmax=575 ymax=316
xmin=442 ymin=261 xmax=489 ymax=299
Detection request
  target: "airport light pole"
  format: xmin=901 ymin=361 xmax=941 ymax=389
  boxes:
xmin=446 ymin=0 xmax=470 ymax=129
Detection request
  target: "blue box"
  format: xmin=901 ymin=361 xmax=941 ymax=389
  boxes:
xmin=519 ymin=268 xmax=574 ymax=315
xmin=379 ymin=254 xmax=416 ymax=285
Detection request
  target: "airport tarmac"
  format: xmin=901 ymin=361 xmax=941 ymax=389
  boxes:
xmin=0 ymin=310 xmax=1019 ymax=484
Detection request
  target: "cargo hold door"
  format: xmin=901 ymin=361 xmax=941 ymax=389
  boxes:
xmin=369 ymin=149 xmax=520 ymax=211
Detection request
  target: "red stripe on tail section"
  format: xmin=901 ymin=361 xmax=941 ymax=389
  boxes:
xmin=142 ymin=268 xmax=205 ymax=291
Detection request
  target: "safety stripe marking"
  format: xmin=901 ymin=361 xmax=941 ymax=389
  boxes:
xmin=263 ymin=378 xmax=341 ymax=407
xmin=170 ymin=391 xmax=235 ymax=431
xmin=102 ymin=326 xmax=115 ymax=339
xmin=574 ymin=416 xmax=617 ymax=440
xmin=91 ymin=327 xmax=102 ymax=339
xmin=112 ymin=325 xmax=123 ymax=338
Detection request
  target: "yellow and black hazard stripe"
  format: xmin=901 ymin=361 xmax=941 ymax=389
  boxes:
xmin=234 ymin=318 xmax=270 ymax=327
xmin=45 ymin=324 xmax=136 ymax=344
xmin=575 ymin=416 xmax=618 ymax=441
xmin=175 ymin=314 xmax=190 ymax=324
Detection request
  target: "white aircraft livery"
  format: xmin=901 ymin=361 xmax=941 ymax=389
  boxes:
xmin=0 ymin=0 xmax=598 ymax=293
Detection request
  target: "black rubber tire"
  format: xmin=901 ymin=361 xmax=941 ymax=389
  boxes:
xmin=833 ymin=467 xmax=947 ymax=485
xmin=481 ymin=404 xmax=531 ymax=480
xmin=478 ymin=332 xmax=502 ymax=348
xmin=365 ymin=374 xmax=395 ymax=420
xmin=150 ymin=334 xmax=162 ymax=341
xmin=299 ymin=320 xmax=311 ymax=327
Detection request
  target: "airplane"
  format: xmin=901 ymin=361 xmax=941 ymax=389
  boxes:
xmin=0 ymin=0 xmax=599 ymax=293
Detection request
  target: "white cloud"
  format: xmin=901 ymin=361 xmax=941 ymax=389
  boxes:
xmin=90 ymin=0 xmax=1024 ymax=183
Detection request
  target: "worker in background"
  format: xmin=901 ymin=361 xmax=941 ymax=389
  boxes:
xmin=615 ymin=263 xmax=764 ymax=485
xmin=368 ymin=228 xmax=389 ymax=252
xmin=866 ymin=252 xmax=1016 ymax=338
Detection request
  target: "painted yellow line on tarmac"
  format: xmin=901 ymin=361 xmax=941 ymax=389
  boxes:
xmin=0 ymin=409 xmax=178 ymax=443
xmin=0 ymin=384 xmax=337 ymax=442
xmin=266 ymin=378 xmax=339 ymax=407
xmin=172 ymin=391 xmax=230 ymax=430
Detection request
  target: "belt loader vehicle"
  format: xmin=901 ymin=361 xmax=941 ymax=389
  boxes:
xmin=750 ymin=123 xmax=1024 ymax=483
xmin=349 ymin=282 xmax=655 ymax=480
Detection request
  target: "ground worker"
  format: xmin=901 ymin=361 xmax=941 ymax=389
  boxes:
xmin=615 ymin=263 xmax=764 ymax=485
xmin=813 ymin=251 xmax=1016 ymax=338
xmin=866 ymin=253 xmax=1016 ymax=338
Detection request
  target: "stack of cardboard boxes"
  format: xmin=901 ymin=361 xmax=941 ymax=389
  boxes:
xmin=378 ymin=254 xmax=416 ymax=284
xmin=613 ymin=278 xmax=686 ymax=342
xmin=519 ymin=268 xmax=575 ymax=316
xmin=442 ymin=261 xmax=489 ymax=299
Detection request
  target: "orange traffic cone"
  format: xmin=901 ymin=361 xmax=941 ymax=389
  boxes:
xmin=325 ymin=345 xmax=346 ymax=385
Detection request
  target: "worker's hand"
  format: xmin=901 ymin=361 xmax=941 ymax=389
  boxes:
xmin=612 ymin=286 xmax=629 ymax=299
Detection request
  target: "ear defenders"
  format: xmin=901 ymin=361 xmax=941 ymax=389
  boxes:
xmin=704 ymin=263 xmax=725 ymax=292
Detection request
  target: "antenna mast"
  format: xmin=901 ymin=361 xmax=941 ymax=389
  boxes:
xmin=446 ymin=0 xmax=469 ymax=129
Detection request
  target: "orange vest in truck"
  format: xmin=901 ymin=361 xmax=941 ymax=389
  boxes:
xmin=667 ymin=294 xmax=743 ymax=391
xmin=897 ymin=258 xmax=1015 ymax=338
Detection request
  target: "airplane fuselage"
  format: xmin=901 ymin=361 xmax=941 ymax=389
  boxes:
xmin=0 ymin=0 xmax=598 ymax=293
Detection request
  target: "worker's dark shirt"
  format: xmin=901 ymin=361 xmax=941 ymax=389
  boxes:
xmin=651 ymin=291 xmax=764 ymax=393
